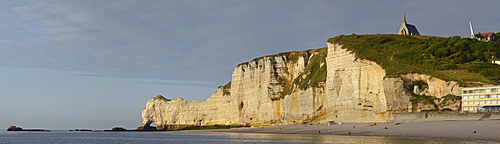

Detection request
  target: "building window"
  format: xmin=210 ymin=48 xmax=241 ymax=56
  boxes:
xmin=469 ymin=90 xmax=474 ymax=93
xmin=486 ymin=89 xmax=491 ymax=93
xmin=480 ymin=89 xmax=485 ymax=93
xmin=493 ymin=101 xmax=497 ymax=104
xmin=486 ymin=101 xmax=491 ymax=104
xmin=480 ymin=95 xmax=485 ymax=99
xmin=463 ymin=90 xmax=468 ymax=94
xmin=486 ymin=95 xmax=491 ymax=98
xmin=492 ymin=89 xmax=497 ymax=92
xmin=480 ymin=101 xmax=485 ymax=104
xmin=474 ymin=90 xmax=479 ymax=93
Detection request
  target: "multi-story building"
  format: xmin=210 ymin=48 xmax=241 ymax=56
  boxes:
xmin=462 ymin=86 xmax=500 ymax=113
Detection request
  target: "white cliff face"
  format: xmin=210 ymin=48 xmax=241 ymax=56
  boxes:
xmin=400 ymin=73 xmax=461 ymax=98
xmin=325 ymin=43 xmax=400 ymax=123
xmin=229 ymin=56 xmax=285 ymax=124
xmin=141 ymin=51 xmax=327 ymax=129
xmin=229 ymin=51 xmax=327 ymax=124
xmin=142 ymin=90 xmax=235 ymax=130
xmin=141 ymin=42 xmax=462 ymax=130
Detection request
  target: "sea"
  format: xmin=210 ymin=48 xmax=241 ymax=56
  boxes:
xmin=0 ymin=130 xmax=496 ymax=144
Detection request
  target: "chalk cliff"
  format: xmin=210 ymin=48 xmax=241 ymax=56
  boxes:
xmin=140 ymin=39 xmax=462 ymax=130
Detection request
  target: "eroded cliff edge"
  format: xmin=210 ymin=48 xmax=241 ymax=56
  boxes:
xmin=140 ymin=39 xmax=462 ymax=130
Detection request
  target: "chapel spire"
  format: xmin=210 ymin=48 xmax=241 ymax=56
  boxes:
xmin=402 ymin=13 xmax=407 ymax=24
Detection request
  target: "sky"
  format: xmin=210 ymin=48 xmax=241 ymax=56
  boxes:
xmin=0 ymin=0 xmax=499 ymax=130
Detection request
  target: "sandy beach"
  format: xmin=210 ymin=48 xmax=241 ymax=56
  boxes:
xmin=196 ymin=120 xmax=500 ymax=142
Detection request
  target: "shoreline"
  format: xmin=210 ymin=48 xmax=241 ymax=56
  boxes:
xmin=189 ymin=120 xmax=500 ymax=142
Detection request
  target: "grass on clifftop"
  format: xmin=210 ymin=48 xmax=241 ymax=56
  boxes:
xmin=237 ymin=51 xmax=304 ymax=67
xmin=328 ymin=34 xmax=500 ymax=85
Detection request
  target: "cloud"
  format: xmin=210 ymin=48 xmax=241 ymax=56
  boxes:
xmin=144 ymin=81 xmax=214 ymax=88
xmin=0 ymin=0 xmax=499 ymax=88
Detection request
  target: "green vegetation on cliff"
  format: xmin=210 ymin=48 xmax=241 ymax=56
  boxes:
xmin=237 ymin=50 xmax=304 ymax=67
xmin=222 ymin=81 xmax=231 ymax=96
xmin=237 ymin=48 xmax=327 ymax=101
xmin=440 ymin=94 xmax=462 ymax=106
xmin=153 ymin=95 xmax=171 ymax=101
xmin=234 ymin=34 xmax=499 ymax=102
xmin=328 ymin=34 xmax=500 ymax=85
xmin=276 ymin=48 xmax=327 ymax=100
xmin=293 ymin=48 xmax=327 ymax=90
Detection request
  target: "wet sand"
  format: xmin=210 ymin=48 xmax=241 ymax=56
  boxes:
xmin=196 ymin=120 xmax=500 ymax=142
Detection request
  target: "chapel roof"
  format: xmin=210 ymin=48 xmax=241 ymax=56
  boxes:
xmin=405 ymin=24 xmax=420 ymax=35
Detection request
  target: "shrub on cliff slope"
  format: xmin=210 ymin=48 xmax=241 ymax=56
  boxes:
xmin=153 ymin=95 xmax=171 ymax=101
xmin=222 ymin=81 xmax=231 ymax=96
xmin=280 ymin=48 xmax=327 ymax=99
xmin=328 ymin=34 xmax=500 ymax=85
xmin=237 ymin=48 xmax=328 ymax=101
xmin=293 ymin=48 xmax=327 ymax=90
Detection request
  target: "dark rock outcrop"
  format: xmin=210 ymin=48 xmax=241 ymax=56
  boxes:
xmin=7 ymin=126 xmax=22 ymax=131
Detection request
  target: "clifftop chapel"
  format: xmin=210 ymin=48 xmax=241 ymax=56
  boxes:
xmin=398 ymin=13 xmax=420 ymax=35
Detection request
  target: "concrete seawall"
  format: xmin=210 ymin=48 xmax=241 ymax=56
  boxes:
xmin=391 ymin=112 xmax=500 ymax=123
